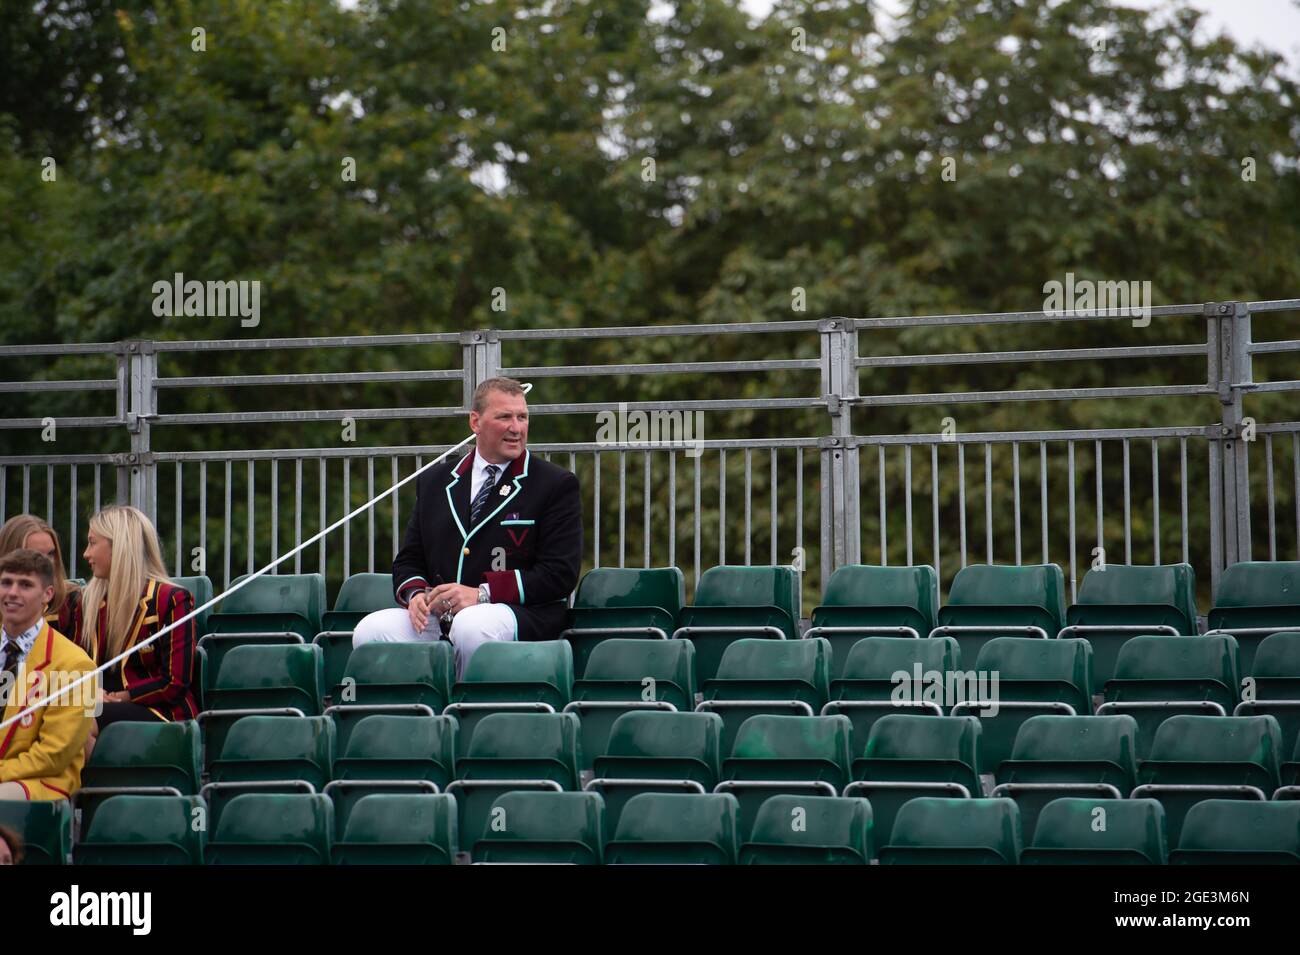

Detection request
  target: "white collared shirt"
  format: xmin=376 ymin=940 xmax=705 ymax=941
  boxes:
xmin=0 ymin=619 xmax=42 ymax=671
xmin=470 ymin=451 xmax=508 ymax=502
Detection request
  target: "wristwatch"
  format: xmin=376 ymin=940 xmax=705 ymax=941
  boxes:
xmin=477 ymin=584 xmax=490 ymax=604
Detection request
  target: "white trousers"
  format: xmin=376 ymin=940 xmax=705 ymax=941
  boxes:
xmin=351 ymin=604 xmax=517 ymax=681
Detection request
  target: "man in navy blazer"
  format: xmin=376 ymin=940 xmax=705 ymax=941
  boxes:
xmin=352 ymin=377 xmax=582 ymax=678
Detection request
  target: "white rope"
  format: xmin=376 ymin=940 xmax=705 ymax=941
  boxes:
xmin=0 ymin=417 xmax=500 ymax=730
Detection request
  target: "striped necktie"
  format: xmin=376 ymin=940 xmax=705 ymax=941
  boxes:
xmin=470 ymin=464 xmax=500 ymax=525
xmin=0 ymin=640 xmax=23 ymax=708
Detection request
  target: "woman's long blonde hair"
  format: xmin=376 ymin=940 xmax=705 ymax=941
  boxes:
xmin=0 ymin=514 xmax=80 ymax=618
xmin=79 ymin=505 xmax=169 ymax=659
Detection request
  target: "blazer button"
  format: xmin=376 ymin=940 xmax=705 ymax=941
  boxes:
xmin=463 ymin=547 xmax=471 ymax=556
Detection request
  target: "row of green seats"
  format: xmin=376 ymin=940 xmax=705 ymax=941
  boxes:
xmin=57 ymin=790 xmax=1300 ymax=865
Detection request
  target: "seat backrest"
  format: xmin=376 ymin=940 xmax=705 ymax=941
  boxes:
xmin=1074 ymin=563 xmax=1197 ymax=629
xmin=87 ymin=719 xmax=201 ymax=788
xmin=1176 ymin=799 xmax=1300 ymax=858
xmin=694 ymin=565 xmax=798 ymax=619
xmin=728 ymin=715 xmax=852 ymax=774
xmin=974 ymin=637 xmax=1091 ymax=700
xmin=600 ymin=710 xmax=722 ymax=770
xmin=608 ymin=792 xmax=739 ymax=863
xmin=714 ymin=638 xmax=830 ymax=696
xmin=817 ymin=564 xmax=939 ymax=626
xmin=1030 ymin=797 xmax=1166 ymax=862
xmin=1146 ymin=714 xmax=1281 ymax=773
xmin=863 ymin=713 xmax=981 ymax=767
xmin=1213 ymin=561 xmax=1300 ymax=610
xmin=213 ymin=643 xmax=323 ymax=709
xmin=220 ymin=573 xmax=326 ymax=624
xmin=743 ymin=794 xmax=871 ymax=862
xmin=343 ymin=641 xmax=453 ymax=690
xmin=474 ymin=791 xmax=604 ymax=863
xmin=0 ymin=800 xmax=70 ymax=864
xmin=1112 ymin=634 xmax=1239 ymax=689
xmin=81 ymin=795 xmax=205 ymax=863
xmin=464 ymin=712 xmax=580 ymax=775
xmin=1008 ymin=715 xmax=1139 ymax=776
xmin=170 ymin=575 xmax=214 ymax=635
xmin=456 ymin=640 xmax=574 ymax=699
xmin=332 ymin=573 xmax=401 ymax=614
xmin=1253 ymin=631 xmax=1300 ymax=679
xmin=945 ymin=564 xmax=1066 ymax=621
xmin=840 ymin=636 xmax=961 ymax=680
xmin=339 ymin=793 xmax=457 ymax=853
xmin=581 ymin=639 xmax=695 ymax=699
xmin=211 ymin=793 xmax=332 ymax=860
xmin=341 ymin=715 xmax=456 ymax=765
xmin=216 ymin=715 xmax=334 ymax=772
xmin=885 ymin=797 xmax=1021 ymax=862
xmin=574 ymin=567 xmax=685 ymax=616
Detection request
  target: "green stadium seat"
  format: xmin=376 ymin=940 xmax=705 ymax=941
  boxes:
xmin=822 ymin=636 xmax=957 ymax=745
xmin=606 ymin=792 xmax=740 ymax=864
xmin=315 ymin=573 xmax=402 ymax=696
xmin=331 ymin=793 xmax=458 ymax=865
xmin=73 ymin=720 xmax=201 ymax=839
xmin=991 ymin=715 xmax=1138 ymax=843
xmin=1171 ymin=799 xmax=1300 ymax=864
xmin=565 ymin=567 xmax=684 ymax=676
xmin=586 ymin=710 xmax=723 ymax=840
xmin=73 ymin=795 xmax=205 ymax=865
xmin=326 ymin=714 xmax=454 ymax=837
xmin=169 ymin=574 xmax=214 ymax=645
xmin=445 ymin=712 xmax=582 ymax=860
xmin=844 ymin=713 xmax=982 ymax=851
xmin=197 ymin=642 xmax=325 ymax=771
xmin=879 ymin=797 xmax=1022 ymax=865
xmin=325 ymin=641 xmax=454 ymax=751
xmin=203 ymin=715 xmax=335 ymax=831
xmin=674 ymin=565 xmax=800 ymax=684
xmin=1283 ymin=733 xmax=1300 ymax=790
xmin=698 ymin=637 xmax=831 ymax=756
xmin=1132 ymin=714 xmax=1281 ymax=845
xmin=1207 ymin=561 xmax=1300 ymax=676
xmin=1098 ymin=634 xmax=1240 ymax=759
xmin=206 ymin=793 xmax=333 ymax=865
xmin=445 ymin=640 xmax=574 ymax=760
xmin=933 ymin=564 xmax=1066 ymax=665
xmin=738 ymin=794 xmax=872 ymax=865
xmin=565 ymin=638 xmax=694 ymax=772
xmin=809 ymin=565 xmax=939 ymax=678
xmin=472 ymin=791 xmax=605 ymax=864
xmin=954 ymin=637 xmax=1093 ymax=774
xmin=1021 ymin=797 xmax=1168 ymax=865
xmin=1236 ymin=632 xmax=1300 ymax=762
xmin=0 ymin=800 xmax=71 ymax=865
xmin=1061 ymin=563 xmax=1197 ymax=689
xmin=199 ymin=572 xmax=326 ymax=692
xmin=716 ymin=714 xmax=852 ymax=841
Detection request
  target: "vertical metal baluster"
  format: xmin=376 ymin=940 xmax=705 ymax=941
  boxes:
xmin=719 ymin=450 xmax=727 ymax=566
xmin=744 ymin=448 xmax=752 ymax=566
xmin=1123 ymin=438 xmax=1131 ymax=565
xmin=247 ymin=460 xmax=254 ymax=575
xmin=618 ymin=451 xmax=626 ymax=569
xmin=984 ymin=442 xmax=993 ymax=563
xmin=0 ymin=465 xmax=5 ymax=519
xmin=795 ymin=447 xmax=804 ymax=579
xmin=343 ymin=457 xmax=351 ymax=578
xmin=71 ymin=464 xmax=79 ymax=577
xmin=1095 ymin=440 xmax=1104 ymax=563
xmin=694 ymin=451 xmax=702 ymax=588
xmin=1068 ymin=442 xmax=1077 ymax=602
xmin=319 ymin=460 xmax=327 ymax=579
xmin=669 ymin=451 xmax=676 ymax=571
xmin=1294 ymin=433 xmax=1300 ymax=559
xmin=957 ymin=443 xmax=967 ymax=568
xmin=46 ymin=465 xmax=53 ymax=524
xmin=1040 ymin=441 xmax=1048 ymax=564
xmin=224 ymin=460 xmax=232 ymax=591
xmin=1151 ymin=439 xmax=1161 ymax=566
xmin=931 ymin=444 xmax=940 ymax=583
xmin=1266 ymin=434 xmax=1277 ymax=561
xmin=594 ymin=451 xmax=601 ymax=569
xmin=391 ymin=457 xmax=399 ymax=559
xmin=174 ymin=462 xmax=181 ymax=573
xmin=904 ymin=445 xmax=913 ymax=566
xmin=1012 ymin=442 xmax=1021 ymax=565
xmin=95 ymin=464 xmax=102 ymax=514
xmin=770 ymin=448 xmax=778 ymax=566
xmin=366 ymin=457 xmax=374 ymax=573
xmin=198 ymin=462 xmax=206 ymax=579
xmin=271 ymin=458 xmax=278 ymax=571
xmin=1180 ymin=438 xmax=1190 ymax=566
xmin=644 ymin=451 xmax=652 ymax=568
xmin=295 ymin=459 xmax=303 ymax=575
xmin=22 ymin=465 xmax=30 ymax=513
xmin=879 ymin=445 xmax=887 ymax=565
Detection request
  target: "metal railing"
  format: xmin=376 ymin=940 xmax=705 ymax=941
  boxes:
xmin=3 ymin=299 xmax=1299 ymax=606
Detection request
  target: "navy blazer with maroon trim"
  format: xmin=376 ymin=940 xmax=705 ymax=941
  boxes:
xmin=71 ymin=578 xmax=199 ymax=722
xmin=391 ymin=447 xmax=582 ymax=642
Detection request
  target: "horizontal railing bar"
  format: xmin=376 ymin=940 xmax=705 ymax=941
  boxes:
xmin=151 ymin=333 xmax=463 ymax=352
xmin=2 ymin=342 xmax=123 ymax=357
xmin=493 ymin=320 xmax=825 ymax=340
xmin=0 ymin=454 xmax=122 ymax=465
xmin=1246 ymin=299 xmax=1300 ymax=312
xmin=848 ymin=384 xmax=1214 ymax=407
xmin=855 ymin=343 xmax=1205 ymax=368
xmin=0 ymin=416 xmax=124 ymax=429
xmin=528 ymin=398 xmax=824 ymax=413
xmin=154 ymin=407 xmax=467 ymax=425
xmin=1238 ymin=380 xmax=1300 ymax=394
xmin=0 ymin=379 xmax=117 ymax=393
xmin=843 ymin=302 xmax=1205 ymax=329
xmin=1248 ymin=339 xmax=1300 ymax=355
xmin=1255 ymin=421 xmax=1300 ymax=433
xmin=501 ymin=358 xmax=821 ymax=377
xmin=156 ymin=369 xmax=463 ymax=388
xmin=846 ymin=425 xmax=1222 ymax=445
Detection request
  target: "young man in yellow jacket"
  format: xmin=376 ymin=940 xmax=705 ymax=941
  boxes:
xmin=0 ymin=549 xmax=96 ymax=801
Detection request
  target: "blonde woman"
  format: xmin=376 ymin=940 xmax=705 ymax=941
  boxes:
xmin=69 ymin=506 xmax=197 ymax=728
xmin=0 ymin=515 xmax=81 ymax=636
